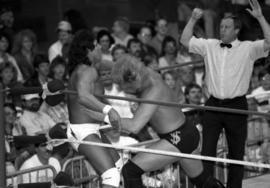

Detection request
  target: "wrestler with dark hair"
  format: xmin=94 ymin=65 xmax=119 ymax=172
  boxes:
xmin=67 ymin=29 xmax=122 ymax=188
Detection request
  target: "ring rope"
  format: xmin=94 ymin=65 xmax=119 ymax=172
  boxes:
xmin=155 ymin=60 xmax=204 ymax=72
xmin=62 ymin=90 xmax=270 ymax=117
xmin=50 ymin=138 xmax=270 ymax=169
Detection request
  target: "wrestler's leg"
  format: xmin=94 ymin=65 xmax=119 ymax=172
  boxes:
xmin=100 ymin=133 xmax=120 ymax=162
xmin=122 ymin=139 xmax=224 ymax=188
xmin=78 ymin=134 xmax=120 ymax=188
xmin=100 ymin=133 xmax=124 ymax=171
xmin=122 ymin=139 xmax=181 ymax=188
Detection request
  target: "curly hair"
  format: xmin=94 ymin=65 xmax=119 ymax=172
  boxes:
xmin=68 ymin=29 xmax=95 ymax=75
xmin=12 ymin=29 xmax=37 ymax=55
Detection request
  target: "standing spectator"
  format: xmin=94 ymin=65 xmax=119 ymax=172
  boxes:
xmin=111 ymin=44 xmax=128 ymax=62
xmin=24 ymin=54 xmax=50 ymax=88
xmin=96 ymin=30 xmax=114 ymax=61
xmin=112 ymin=17 xmax=133 ymax=46
xmin=150 ymin=18 xmax=169 ymax=55
xmin=180 ymin=1 xmax=270 ymax=187
xmin=0 ymin=31 xmax=23 ymax=81
xmin=12 ymin=29 xmax=37 ymax=82
xmin=19 ymin=94 xmax=55 ymax=136
xmin=48 ymin=21 xmax=73 ymax=62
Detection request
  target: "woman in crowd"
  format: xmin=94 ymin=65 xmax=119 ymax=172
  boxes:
xmin=48 ymin=55 xmax=68 ymax=85
xmin=158 ymin=36 xmax=178 ymax=70
xmin=162 ymin=70 xmax=185 ymax=104
xmin=0 ymin=62 xmax=23 ymax=108
xmin=0 ymin=31 xmax=23 ymax=81
xmin=12 ymin=29 xmax=38 ymax=82
xmin=96 ymin=30 xmax=115 ymax=61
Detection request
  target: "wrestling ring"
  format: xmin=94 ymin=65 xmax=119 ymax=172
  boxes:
xmin=1 ymin=62 xmax=270 ymax=187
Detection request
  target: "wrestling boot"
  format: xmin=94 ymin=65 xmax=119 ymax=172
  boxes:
xmin=202 ymin=177 xmax=225 ymax=188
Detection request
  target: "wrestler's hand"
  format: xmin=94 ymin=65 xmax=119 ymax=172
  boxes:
xmin=108 ymin=108 xmax=122 ymax=131
xmin=191 ymin=8 xmax=203 ymax=21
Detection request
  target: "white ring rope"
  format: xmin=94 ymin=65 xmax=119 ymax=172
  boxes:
xmin=50 ymin=138 xmax=270 ymax=169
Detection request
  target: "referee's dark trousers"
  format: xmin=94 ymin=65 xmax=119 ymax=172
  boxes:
xmin=201 ymin=95 xmax=248 ymax=188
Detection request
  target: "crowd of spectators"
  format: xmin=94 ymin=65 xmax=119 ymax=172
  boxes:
xmin=1 ymin=0 xmax=270 ymax=187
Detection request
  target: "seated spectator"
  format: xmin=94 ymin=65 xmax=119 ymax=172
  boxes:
xmin=19 ymin=142 xmax=61 ymax=183
xmin=0 ymin=31 xmax=23 ymax=81
xmin=0 ymin=62 xmax=23 ymax=108
xmin=162 ymin=71 xmax=185 ymax=104
xmin=99 ymin=60 xmax=133 ymax=118
xmin=176 ymin=42 xmax=193 ymax=63
xmin=137 ymin=25 xmax=157 ymax=55
xmin=111 ymin=44 xmax=127 ymax=62
xmin=127 ymin=38 xmax=144 ymax=60
xmin=4 ymin=103 xmax=25 ymax=137
xmin=143 ymin=51 xmax=159 ymax=70
xmin=48 ymin=55 xmax=68 ymax=85
xmin=183 ymin=84 xmax=204 ymax=135
xmin=150 ymin=18 xmax=169 ymax=55
xmin=158 ymin=36 xmax=178 ymax=70
xmin=96 ymin=29 xmax=114 ymax=61
xmin=179 ymin=65 xmax=196 ymax=92
xmin=48 ymin=21 xmax=73 ymax=62
xmin=24 ymin=54 xmax=51 ymax=88
xmin=19 ymin=94 xmax=56 ymax=136
xmin=0 ymin=7 xmax=15 ymax=44
xmin=251 ymin=70 xmax=270 ymax=113
xmin=12 ymin=29 xmax=37 ymax=82
xmin=184 ymin=83 xmax=203 ymax=105
xmin=111 ymin=17 xmax=133 ymax=46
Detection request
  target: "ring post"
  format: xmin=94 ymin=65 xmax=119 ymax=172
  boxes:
xmin=0 ymin=83 xmax=6 ymax=187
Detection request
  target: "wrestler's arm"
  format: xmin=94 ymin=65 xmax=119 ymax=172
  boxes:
xmin=121 ymin=87 xmax=162 ymax=134
xmin=76 ymin=66 xmax=107 ymax=112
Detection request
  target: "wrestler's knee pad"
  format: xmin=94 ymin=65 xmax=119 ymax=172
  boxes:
xmin=122 ymin=160 xmax=144 ymax=188
xmin=101 ymin=167 xmax=120 ymax=187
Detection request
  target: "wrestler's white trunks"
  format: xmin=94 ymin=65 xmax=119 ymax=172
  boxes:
xmin=67 ymin=123 xmax=101 ymax=151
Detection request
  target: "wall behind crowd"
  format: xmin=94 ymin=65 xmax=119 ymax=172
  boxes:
xmin=7 ymin=0 xmax=178 ymax=52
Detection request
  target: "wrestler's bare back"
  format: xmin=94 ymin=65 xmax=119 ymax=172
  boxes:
xmin=124 ymin=68 xmax=186 ymax=134
xmin=68 ymin=64 xmax=104 ymax=124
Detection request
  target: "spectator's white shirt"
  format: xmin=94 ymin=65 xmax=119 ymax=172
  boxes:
xmin=0 ymin=53 xmax=24 ymax=82
xmin=19 ymin=155 xmax=61 ymax=183
xmin=19 ymin=110 xmax=56 ymax=135
xmin=104 ymin=84 xmax=133 ymax=118
xmin=189 ymin=37 xmax=269 ymax=99
xmin=48 ymin=40 xmax=62 ymax=62
xmin=112 ymin=34 xmax=133 ymax=47
xmin=251 ymin=86 xmax=270 ymax=112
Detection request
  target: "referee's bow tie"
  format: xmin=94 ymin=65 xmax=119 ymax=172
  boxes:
xmin=220 ymin=43 xmax=232 ymax=48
